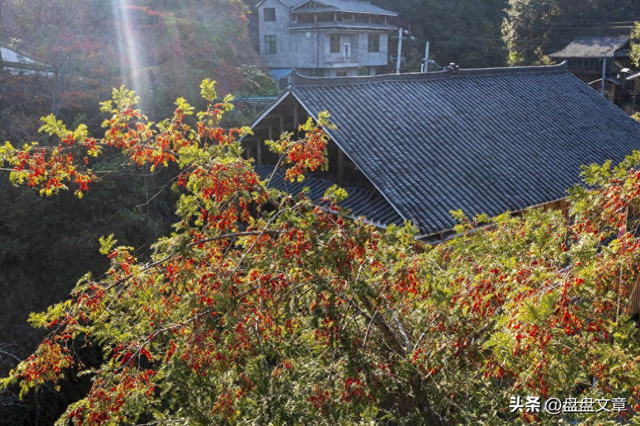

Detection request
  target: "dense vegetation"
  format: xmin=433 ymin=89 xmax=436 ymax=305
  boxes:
xmin=366 ymin=0 xmax=640 ymax=69
xmin=3 ymin=81 xmax=640 ymax=425
xmin=1 ymin=1 xmax=640 ymax=425
xmin=0 ymin=0 xmax=273 ymax=399
xmin=502 ymin=0 xmax=640 ymax=65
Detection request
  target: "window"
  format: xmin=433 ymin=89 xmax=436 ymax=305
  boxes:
xmin=337 ymin=70 xmax=348 ymax=77
xmin=358 ymin=66 xmax=369 ymax=76
xmin=330 ymin=35 xmax=340 ymax=53
xmin=309 ymin=69 xmax=325 ymax=77
xmin=368 ymin=34 xmax=380 ymax=53
xmin=264 ymin=8 xmax=276 ymax=22
xmin=264 ymin=35 xmax=277 ymax=54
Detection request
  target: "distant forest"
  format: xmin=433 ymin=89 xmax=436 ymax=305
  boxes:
xmin=368 ymin=0 xmax=640 ymax=69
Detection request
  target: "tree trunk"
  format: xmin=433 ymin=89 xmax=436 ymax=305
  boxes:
xmin=409 ymin=375 xmax=449 ymax=426
xmin=357 ymin=294 xmax=448 ymax=425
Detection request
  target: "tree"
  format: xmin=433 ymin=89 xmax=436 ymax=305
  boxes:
xmin=631 ymin=22 xmax=640 ymax=67
xmin=503 ymin=0 xmax=640 ymax=66
xmin=373 ymin=0 xmax=508 ymax=69
xmin=3 ymin=81 xmax=640 ymax=425
xmin=2 ymin=0 xmax=119 ymax=116
xmin=111 ymin=0 xmax=270 ymax=120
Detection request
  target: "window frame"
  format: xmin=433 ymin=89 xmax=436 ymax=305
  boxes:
xmin=330 ymin=35 xmax=340 ymax=54
xmin=263 ymin=8 xmax=276 ymax=22
xmin=264 ymin=35 xmax=277 ymax=54
xmin=368 ymin=34 xmax=380 ymax=53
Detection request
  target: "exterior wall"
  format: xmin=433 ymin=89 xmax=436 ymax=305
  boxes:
xmin=257 ymin=1 xmax=393 ymax=75
xmin=258 ymin=0 xmax=294 ymax=69
xmin=298 ymin=67 xmax=377 ymax=78
xmin=354 ymin=33 xmax=389 ymax=67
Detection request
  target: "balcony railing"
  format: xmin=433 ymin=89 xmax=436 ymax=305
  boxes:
xmin=326 ymin=54 xmax=358 ymax=64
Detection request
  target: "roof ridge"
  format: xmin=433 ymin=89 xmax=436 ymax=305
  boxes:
xmin=291 ymin=62 xmax=569 ymax=87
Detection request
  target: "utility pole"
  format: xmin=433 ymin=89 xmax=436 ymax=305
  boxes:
xmin=396 ymin=27 xmax=403 ymax=74
xmin=423 ymin=41 xmax=430 ymax=73
xmin=601 ymin=56 xmax=607 ymax=96
xmin=316 ymin=24 xmax=320 ymax=72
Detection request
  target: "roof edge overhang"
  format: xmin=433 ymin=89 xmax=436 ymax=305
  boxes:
xmin=242 ymin=89 xmax=294 ymax=142
xmin=290 ymin=93 xmax=409 ymax=225
xmin=288 ymin=24 xmax=397 ymax=32
xmin=290 ymin=0 xmax=398 ymax=16
xmin=549 ymin=36 xmax=631 ymax=59
xmin=245 ymin=87 xmax=409 ymax=225
xmin=291 ymin=62 xmax=569 ymax=87
xmin=255 ymin=0 xmax=295 ymax=9
xmin=415 ymin=196 xmax=569 ymax=242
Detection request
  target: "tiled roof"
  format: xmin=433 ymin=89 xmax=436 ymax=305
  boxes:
xmin=1 ymin=46 xmax=37 ymax=65
xmin=280 ymin=0 xmax=313 ymax=6
xmin=550 ymin=36 xmax=630 ymax=58
xmin=254 ymin=165 xmax=402 ymax=228
xmin=290 ymin=0 xmax=397 ymax=15
xmin=288 ymin=22 xmax=396 ymax=31
xmin=268 ymin=69 xmax=293 ymax=81
xmin=277 ymin=64 xmax=640 ymax=236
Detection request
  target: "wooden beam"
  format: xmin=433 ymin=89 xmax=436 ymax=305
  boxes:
xmin=344 ymin=161 xmax=358 ymax=171
xmin=338 ymin=149 xmax=345 ymax=187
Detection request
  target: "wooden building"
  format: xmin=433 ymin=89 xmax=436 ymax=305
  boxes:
xmin=550 ymin=36 xmax=637 ymax=105
xmin=244 ymin=64 xmax=640 ymax=241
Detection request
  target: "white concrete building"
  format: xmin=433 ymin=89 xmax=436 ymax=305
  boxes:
xmin=256 ymin=0 xmax=397 ymax=84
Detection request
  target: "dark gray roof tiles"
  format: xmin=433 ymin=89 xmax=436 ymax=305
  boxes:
xmin=283 ymin=64 xmax=640 ymax=236
xmin=254 ymin=165 xmax=403 ymax=228
xmin=290 ymin=0 xmax=397 ymax=15
xmin=550 ymin=36 xmax=630 ymax=58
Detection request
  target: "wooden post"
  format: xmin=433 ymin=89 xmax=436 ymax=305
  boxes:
xmin=293 ymin=104 xmax=299 ymax=136
xmin=279 ymin=115 xmax=285 ymax=134
xmin=601 ymin=57 xmax=607 ymax=96
xmin=338 ymin=149 xmax=345 ymax=187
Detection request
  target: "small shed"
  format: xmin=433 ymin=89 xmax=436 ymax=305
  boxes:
xmin=550 ymin=36 xmax=635 ymax=104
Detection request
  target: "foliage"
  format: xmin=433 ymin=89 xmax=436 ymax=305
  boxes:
xmin=372 ymin=0 xmax=508 ymax=69
xmin=503 ymin=0 xmax=640 ymax=66
xmin=5 ymin=80 xmax=640 ymax=425
xmin=2 ymin=0 xmax=119 ymax=114
xmin=114 ymin=0 xmax=270 ymax=120
xmin=632 ymin=22 xmax=640 ymax=67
